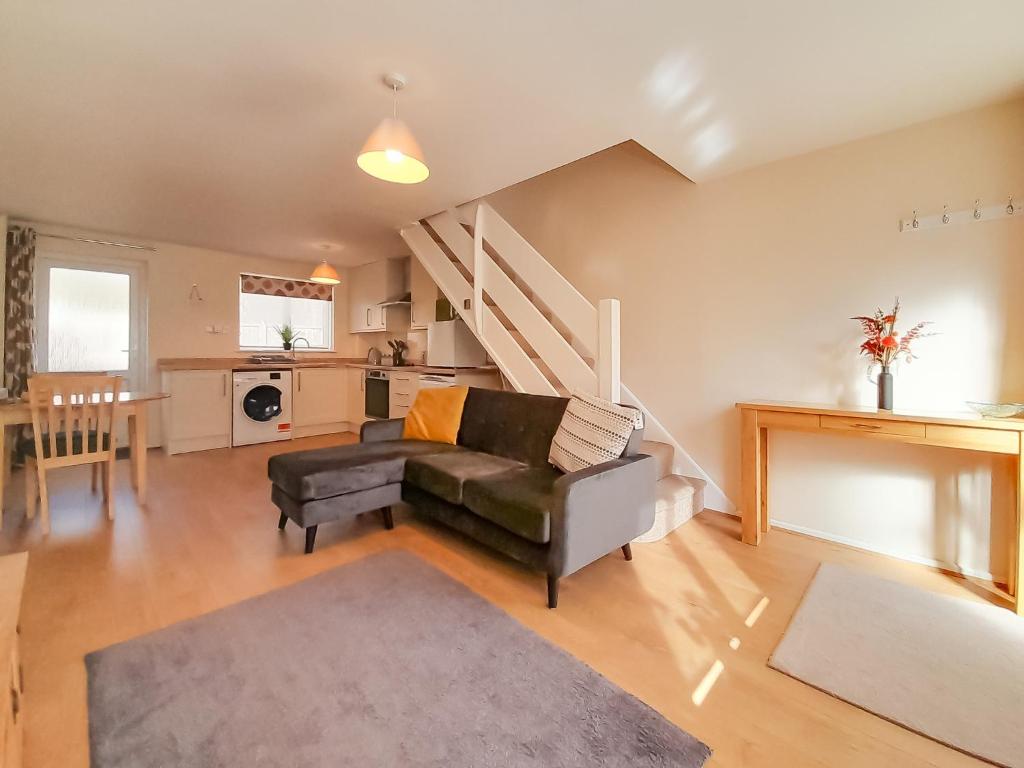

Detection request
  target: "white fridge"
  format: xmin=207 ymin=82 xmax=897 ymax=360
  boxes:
xmin=426 ymin=320 xmax=487 ymax=367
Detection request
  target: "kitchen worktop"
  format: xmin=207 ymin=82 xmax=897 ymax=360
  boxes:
xmin=157 ymin=357 xmax=498 ymax=375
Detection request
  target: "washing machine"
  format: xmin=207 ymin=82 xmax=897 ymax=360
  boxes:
xmin=232 ymin=370 xmax=293 ymax=446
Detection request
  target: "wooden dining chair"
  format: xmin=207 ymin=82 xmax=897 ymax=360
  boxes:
xmin=29 ymin=371 xmax=112 ymax=494
xmin=23 ymin=374 xmax=122 ymax=534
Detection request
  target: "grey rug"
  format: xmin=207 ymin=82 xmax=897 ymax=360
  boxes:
xmin=770 ymin=563 xmax=1024 ymax=768
xmin=87 ymin=550 xmax=711 ymax=767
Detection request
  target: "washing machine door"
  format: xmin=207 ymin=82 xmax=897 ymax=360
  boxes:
xmin=242 ymin=384 xmax=283 ymax=422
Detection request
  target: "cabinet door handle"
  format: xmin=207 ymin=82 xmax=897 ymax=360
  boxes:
xmin=852 ymin=422 xmax=881 ymax=430
xmin=222 ymin=373 xmax=227 ymax=397
xmin=11 ymin=684 xmax=20 ymax=723
xmin=298 ymin=371 xmax=302 ymax=392
xmin=360 ymin=373 xmax=364 ymax=392
xmin=366 ymin=308 xmax=371 ymax=326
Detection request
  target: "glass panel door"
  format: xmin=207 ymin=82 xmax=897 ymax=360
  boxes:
xmin=35 ymin=257 xmax=145 ymax=390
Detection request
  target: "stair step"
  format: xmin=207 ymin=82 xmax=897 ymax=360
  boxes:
xmin=639 ymin=440 xmax=674 ymax=480
xmin=634 ymin=475 xmax=706 ymax=543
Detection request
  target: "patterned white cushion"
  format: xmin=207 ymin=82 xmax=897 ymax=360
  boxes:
xmin=549 ymin=390 xmax=644 ymax=473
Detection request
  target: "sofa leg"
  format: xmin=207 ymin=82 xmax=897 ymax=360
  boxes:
xmin=278 ymin=512 xmax=288 ymax=530
xmin=381 ymin=506 xmax=394 ymax=530
xmin=547 ymin=575 xmax=559 ymax=609
xmin=621 ymin=543 xmax=633 ymax=561
xmin=304 ymin=525 xmax=318 ymax=554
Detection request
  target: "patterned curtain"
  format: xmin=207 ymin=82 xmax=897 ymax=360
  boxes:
xmin=4 ymin=226 xmax=36 ymax=399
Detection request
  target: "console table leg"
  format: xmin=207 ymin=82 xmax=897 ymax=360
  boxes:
xmin=1013 ymin=448 xmax=1023 ymax=614
xmin=741 ymin=408 xmax=762 ymax=545
xmin=760 ymin=426 xmax=770 ymax=533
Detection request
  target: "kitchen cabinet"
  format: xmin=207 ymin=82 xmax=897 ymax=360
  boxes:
xmin=389 ymin=370 xmax=420 ymax=418
xmin=293 ymin=368 xmax=347 ymax=435
xmin=349 ymin=259 xmax=409 ymax=333
xmin=161 ymin=370 xmax=232 ymax=455
xmin=347 ymin=367 xmax=367 ymax=431
xmin=409 ymin=256 xmax=439 ymax=330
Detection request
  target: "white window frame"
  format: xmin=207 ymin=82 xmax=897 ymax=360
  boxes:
xmin=34 ymin=252 xmax=149 ymax=391
xmin=238 ymin=273 xmax=335 ymax=352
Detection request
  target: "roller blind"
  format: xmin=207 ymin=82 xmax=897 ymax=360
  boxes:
xmin=239 ymin=273 xmax=333 ymax=301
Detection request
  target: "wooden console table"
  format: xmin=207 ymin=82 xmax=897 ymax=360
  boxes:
xmin=737 ymin=400 xmax=1024 ymax=614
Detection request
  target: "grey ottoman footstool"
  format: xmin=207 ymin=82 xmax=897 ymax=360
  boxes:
xmin=267 ymin=439 xmax=463 ymax=553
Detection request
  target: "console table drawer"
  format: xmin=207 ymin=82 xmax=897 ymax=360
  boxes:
xmin=820 ymin=415 xmax=926 ymax=438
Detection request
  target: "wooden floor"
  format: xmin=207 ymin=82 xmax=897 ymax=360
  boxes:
xmin=0 ymin=433 xmax=1000 ymax=767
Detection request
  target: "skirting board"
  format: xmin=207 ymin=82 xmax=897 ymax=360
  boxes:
xmin=292 ymin=422 xmax=358 ymax=439
xmin=718 ymin=507 xmax=1006 ymax=584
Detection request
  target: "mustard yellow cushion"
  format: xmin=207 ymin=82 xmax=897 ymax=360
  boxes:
xmin=402 ymin=386 xmax=469 ymax=445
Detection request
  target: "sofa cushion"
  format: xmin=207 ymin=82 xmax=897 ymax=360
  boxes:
xmin=402 ymin=386 xmax=469 ymax=445
xmin=462 ymin=467 xmax=562 ymax=544
xmin=549 ymin=390 xmax=644 ymax=473
xmin=268 ymin=440 xmax=462 ymax=501
xmin=404 ymin=451 xmax=525 ymax=505
xmin=457 ymin=388 xmax=569 ymax=467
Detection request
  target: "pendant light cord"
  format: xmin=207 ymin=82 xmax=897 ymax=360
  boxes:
xmin=392 ymin=83 xmax=398 ymax=119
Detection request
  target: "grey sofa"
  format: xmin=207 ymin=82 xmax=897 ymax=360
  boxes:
xmin=269 ymin=387 xmax=657 ymax=607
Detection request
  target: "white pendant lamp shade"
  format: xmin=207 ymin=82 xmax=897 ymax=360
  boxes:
xmin=357 ymin=74 xmax=429 ymax=184
xmin=309 ymin=259 xmax=341 ymax=285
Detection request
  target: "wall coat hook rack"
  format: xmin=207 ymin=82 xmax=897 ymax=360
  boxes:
xmin=900 ymin=195 xmax=1020 ymax=232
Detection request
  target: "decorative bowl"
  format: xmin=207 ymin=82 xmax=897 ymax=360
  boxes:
xmin=966 ymin=401 xmax=1024 ymax=419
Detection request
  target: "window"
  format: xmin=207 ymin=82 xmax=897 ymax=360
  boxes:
xmin=35 ymin=256 xmax=146 ymax=389
xmin=239 ymin=273 xmax=334 ymax=351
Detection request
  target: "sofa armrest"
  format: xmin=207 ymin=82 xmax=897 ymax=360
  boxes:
xmin=360 ymin=418 xmax=406 ymax=443
xmin=547 ymin=455 xmax=657 ymax=578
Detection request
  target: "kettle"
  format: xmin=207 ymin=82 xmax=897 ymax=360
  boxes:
xmin=367 ymin=346 xmax=382 ymax=365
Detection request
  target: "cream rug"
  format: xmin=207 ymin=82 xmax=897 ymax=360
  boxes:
xmin=770 ymin=563 xmax=1024 ymax=768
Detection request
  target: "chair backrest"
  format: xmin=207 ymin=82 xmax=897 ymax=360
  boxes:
xmin=27 ymin=374 xmax=123 ymax=467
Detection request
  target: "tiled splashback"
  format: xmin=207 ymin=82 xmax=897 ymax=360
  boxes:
xmin=349 ymin=328 xmax=428 ymax=364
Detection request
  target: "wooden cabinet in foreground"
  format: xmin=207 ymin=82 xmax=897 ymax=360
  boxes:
xmin=293 ymin=368 xmax=348 ymax=437
xmin=161 ymin=369 xmax=232 ymax=455
xmin=1 ymin=553 xmax=27 ymax=768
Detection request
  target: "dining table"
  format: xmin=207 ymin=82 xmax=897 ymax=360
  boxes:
xmin=0 ymin=391 xmax=169 ymax=526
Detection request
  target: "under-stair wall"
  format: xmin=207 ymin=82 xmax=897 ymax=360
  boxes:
xmin=400 ymin=201 xmax=734 ymax=520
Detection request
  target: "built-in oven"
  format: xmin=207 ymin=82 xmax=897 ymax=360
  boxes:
xmin=364 ymin=369 xmax=390 ymax=420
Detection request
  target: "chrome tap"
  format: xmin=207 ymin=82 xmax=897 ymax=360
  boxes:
xmin=290 ymin=337 xmax=311 ymax=360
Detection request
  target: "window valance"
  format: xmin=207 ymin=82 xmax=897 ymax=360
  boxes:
xmin=240 ymin=274 xmax=333 ymax=301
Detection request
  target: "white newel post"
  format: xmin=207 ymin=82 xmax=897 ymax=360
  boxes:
xmin=472 ymin=203 xmax=485 ymax=334
xmin=598 ymin=298 xmax=621 ymax=402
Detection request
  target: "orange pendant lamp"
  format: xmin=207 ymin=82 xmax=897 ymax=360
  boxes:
xmin=309 ymin=259 xmax=340 ymax=285
xmin=309 ymin=243 xmax=342 ymax=285
xmin=357 ymin=74 xmax=429 ymax=185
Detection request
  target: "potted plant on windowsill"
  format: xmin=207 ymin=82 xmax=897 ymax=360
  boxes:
xmin=274 ymin=324 xmax=304 ymax=352
xmin=852 ymin=298 xmax=932 ymax=411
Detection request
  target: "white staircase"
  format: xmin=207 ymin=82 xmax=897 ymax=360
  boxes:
xmin=400 ymin=201 xmax=733 ymax=539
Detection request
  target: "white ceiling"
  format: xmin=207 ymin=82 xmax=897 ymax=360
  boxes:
xmin=1 ymin=1 xmax=1021 ymax=265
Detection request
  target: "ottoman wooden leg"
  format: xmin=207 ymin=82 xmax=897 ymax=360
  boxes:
xmin=304 ymin=525 xmax=318 ymax=554
xmin=278 ymin=512 xmax=288 ymax=530
xmin=381 ymin=506 xmax=394 ymax=530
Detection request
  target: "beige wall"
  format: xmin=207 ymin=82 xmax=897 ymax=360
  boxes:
xmin=485 ymin=98 xmax=1024 ymax=579
xmin=16 ymin=222 xmax=353 ymax=444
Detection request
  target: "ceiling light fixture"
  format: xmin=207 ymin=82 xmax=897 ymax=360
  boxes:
xmin=357 ymin=73 xmax=429 ymax=185
xmin=309 ymin=243 xmax=342 ymax=285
